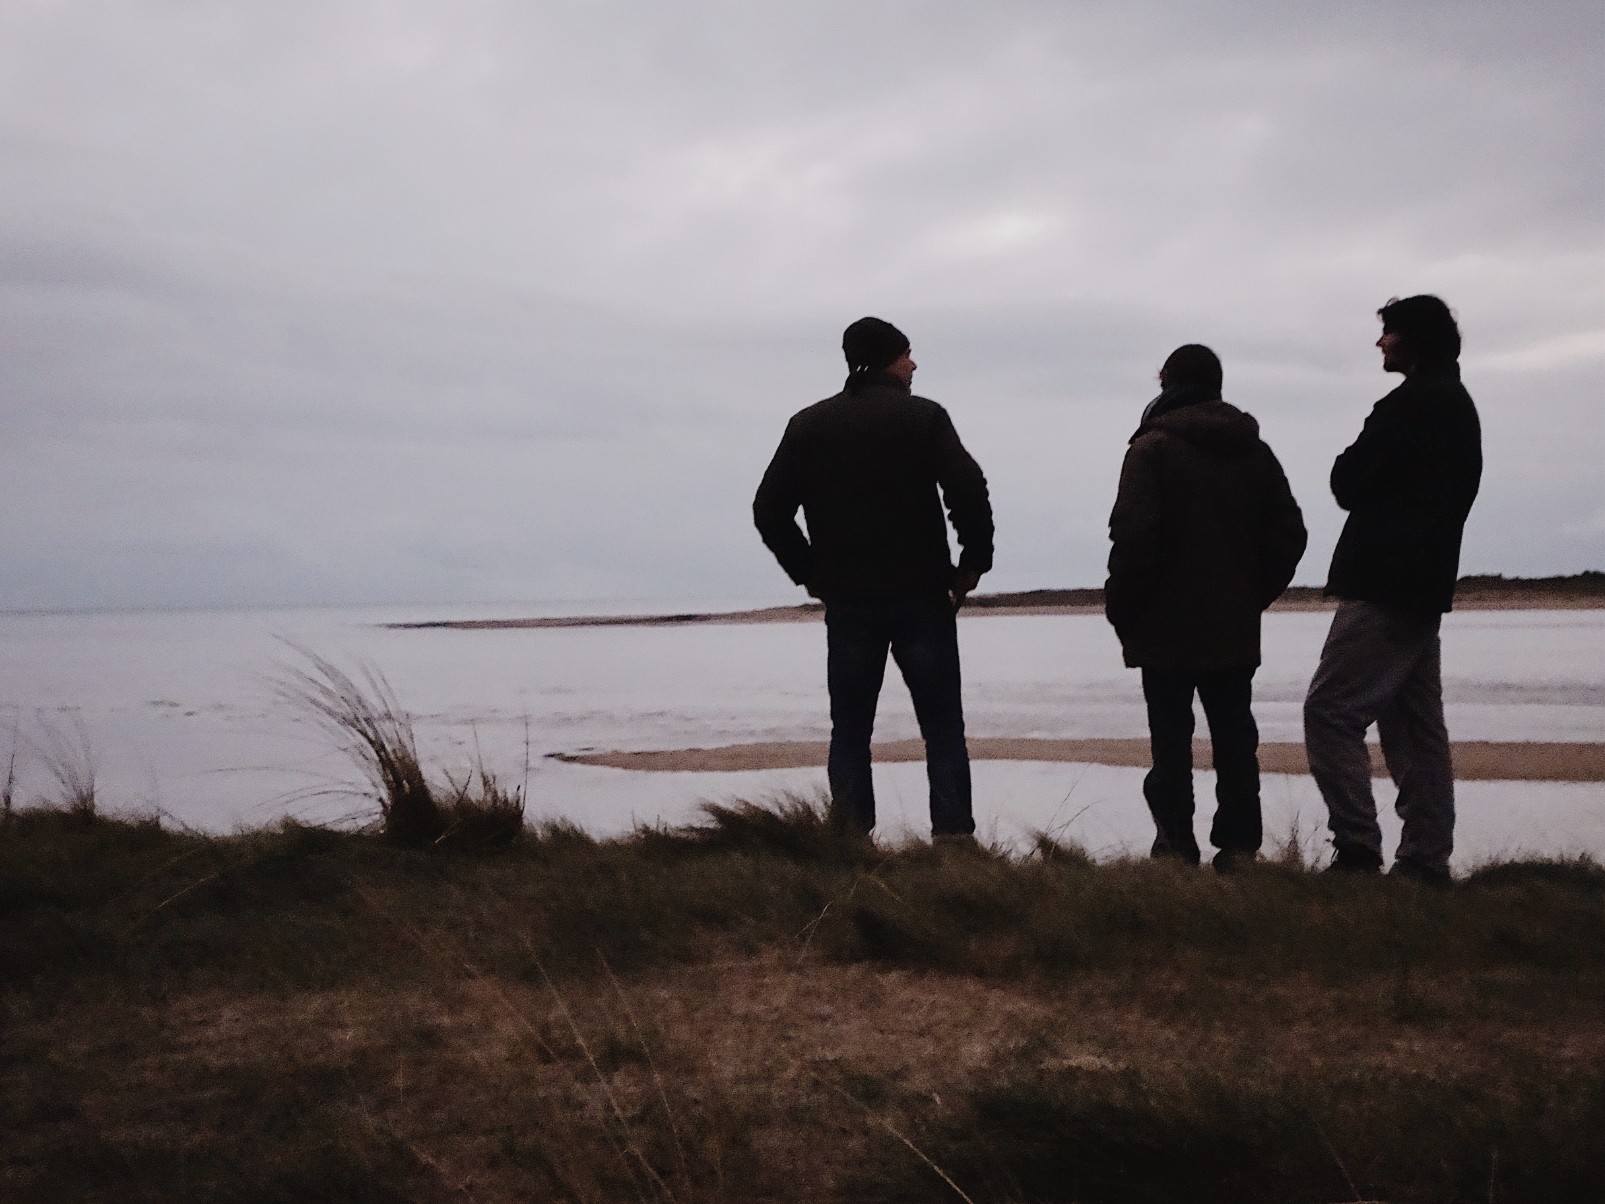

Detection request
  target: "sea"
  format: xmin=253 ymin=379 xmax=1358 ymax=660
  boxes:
xmin=2 ymin=601 xmax=1601 ymax=869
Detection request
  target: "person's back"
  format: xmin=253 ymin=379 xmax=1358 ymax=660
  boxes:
xmin=1108 ymin=396 xmax=1307 ymax=671
xmin=760 ymin=380 xmax=990 ymax=602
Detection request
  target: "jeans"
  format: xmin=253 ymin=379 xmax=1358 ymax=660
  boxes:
xmin=1304 ymin=600 xmax=1454 ymax=874
xmin=1140 ymin=666 xmax=1261 ymax=862
xmin=824 ymin=594 xmax=973 ymax=837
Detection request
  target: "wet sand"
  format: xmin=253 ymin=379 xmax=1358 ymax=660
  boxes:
xmin=553 ymin=738 xmax=1605 ymax=782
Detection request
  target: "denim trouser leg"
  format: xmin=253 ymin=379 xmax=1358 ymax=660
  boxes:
xmin=889 ymin=599 xmax=974 ymax=836
xmin=825 ymin=596 xmax=973 ymax=837
xmin=825 ymin=605 xmax=890 ymax=834
xmin=1140 ymin=669 xmax=1201 ymax=862
xmin=1197 ymin=668 xmax=1262 ymax=854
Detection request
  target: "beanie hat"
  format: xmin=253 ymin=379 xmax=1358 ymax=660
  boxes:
xmin=842 ymin=317 xmax=910 ymax=375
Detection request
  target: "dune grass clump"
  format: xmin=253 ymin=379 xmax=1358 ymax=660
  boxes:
xmin=2 ymin=718 xmax=17 ymax=823
xmin=275 ymin=647 xmax=524 ymax=849
xmin=30 ymin=711 xmax=98 ymax=820
xmin=635 ymin=789 xmax=876 ymax=865
xmin=276 ymin=647 xmax=441 ymax=846
xmin=437 ymin=765 xmax=527 ymax=848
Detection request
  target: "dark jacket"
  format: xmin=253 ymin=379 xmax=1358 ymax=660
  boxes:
xmin=1105 ymin=394 xmax=1307 ymax=670
xmin=1324 ymin=367 xmax=1481 ymax=615
xmin=753 ymin=373 xmax=993 ymax=602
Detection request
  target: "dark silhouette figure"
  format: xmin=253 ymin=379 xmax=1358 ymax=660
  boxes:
xmin=754 ymin=318 xmax=993 ymax=839
xmin=1305 ymin=296 xmax=1481 ymax=883
xmin=1106 ymin=344 xmax=1307 ymax=869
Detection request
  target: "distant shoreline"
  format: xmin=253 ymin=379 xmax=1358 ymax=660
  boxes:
xmin=388 ymin=572 xmax=1605 ymax=631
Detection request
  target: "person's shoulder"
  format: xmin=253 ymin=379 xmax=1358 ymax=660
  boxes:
xmin=1123 ymin=426 xmax=1173 ymax=461
xmin=1396 ymin=370 xmax=1478 ymax=417
xmin=1362 ymin=379 xmax=1417 ymax=427
xmin=788 ymin=391 xmax=851 ymax=425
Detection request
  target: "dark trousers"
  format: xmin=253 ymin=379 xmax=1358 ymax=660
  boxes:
xmin=825 ymin=595 xmax=973 ymax=837
xmin=1140 ymin=666 xmax=1262 ymax=862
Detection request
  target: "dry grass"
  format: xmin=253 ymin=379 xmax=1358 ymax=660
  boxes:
xmin=29 ymin=710 xmax=98 ymax=818
xmin=2 ymin=799 xmax=1602 ymax=1202
xmin=2 ymin=713 xmax=17 ymax=823
xmin=273 ymin=646 xmax=525 ymax=848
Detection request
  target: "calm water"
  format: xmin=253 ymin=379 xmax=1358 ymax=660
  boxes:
xmin=1 ymin=604 xmax=1601 ymax=867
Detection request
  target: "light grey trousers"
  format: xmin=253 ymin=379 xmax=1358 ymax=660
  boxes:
xmin=1303 ymin=600 xmax=1455 ymax=872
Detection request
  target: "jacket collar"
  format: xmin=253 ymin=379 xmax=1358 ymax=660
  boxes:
xmin=844 ymin=369 xmax=912 ymax=395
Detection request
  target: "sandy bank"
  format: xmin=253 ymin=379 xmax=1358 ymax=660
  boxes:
xmin=553 ymin=738 xmax=1605 ymax=782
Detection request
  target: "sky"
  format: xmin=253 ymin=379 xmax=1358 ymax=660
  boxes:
xmin=1 ymin=1 xmax=1601 ymax=612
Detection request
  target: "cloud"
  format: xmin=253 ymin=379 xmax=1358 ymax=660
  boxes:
xmin=0 ymin=1 xmax=1599 ymax=610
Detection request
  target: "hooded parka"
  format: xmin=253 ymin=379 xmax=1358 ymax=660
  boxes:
xmin=1106 ymin=394 xmax=1306 ymax=670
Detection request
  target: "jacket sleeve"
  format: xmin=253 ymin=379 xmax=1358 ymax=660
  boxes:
xmin=1253 ymin=443 xmax=1308 ymax=609
xmin=1332 ymin=384 xmax=1481 ymax=532
xmin=1330 ymin=389 xmax=1417 ymax=511
xmin=931 ymin=405 xmax=994 ymax=577
xmin=752 ymin=419 xmax=814 ymax=588
xmin=1105 ymin=438 xmax=1162 ymax=628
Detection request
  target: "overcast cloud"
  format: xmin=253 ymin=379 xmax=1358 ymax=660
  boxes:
xmin=2 ymin=1 xmax=1601 ymax=611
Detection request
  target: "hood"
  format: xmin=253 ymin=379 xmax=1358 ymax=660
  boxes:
xmin=1138 ymin=399 xmax=1262 ymax=456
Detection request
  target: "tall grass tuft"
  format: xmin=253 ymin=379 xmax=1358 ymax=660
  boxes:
xmin=1028 ymin=831 xmax=1097 ymax=871
xmin=275 ymin=647 xmax=528 ymax=849
xmin=1270 ymin=810 xmax=1318 ymax=869
xmin=438 ymin=765 xmax=526 ymax=849
xmin=275 ymin=647 xmax=445 ymax=847
xmin=32 ymin=709 xmax=97 ymax=819
xmin=2 ymin=712 xmax=17 ymax=823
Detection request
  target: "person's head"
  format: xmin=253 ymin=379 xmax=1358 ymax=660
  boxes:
xmin=842 ymin=316 xmax=913 ymax=386
xmin=1157 ymin=344 xmax=1223 ymax=395
xmin=1376 ymin=295 xmax=1460 ymax=374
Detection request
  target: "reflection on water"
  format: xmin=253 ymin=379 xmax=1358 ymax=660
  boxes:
xmin=0 ymin=604 xmax=1601 ymax=866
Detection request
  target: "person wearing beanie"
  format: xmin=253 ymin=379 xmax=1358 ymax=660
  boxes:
xmin=753 ymin=318 xmax=993 ymax=841
xmin=1105 ymin=344 xmax=1307 ymax=870
xmin=1305 ymin=296 xmax=1481 ymax=883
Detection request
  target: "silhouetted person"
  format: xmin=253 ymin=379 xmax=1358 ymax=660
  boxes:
xmin=754 ymin=317 xmax=993 ymax=840
xmin=1106 ymin=344 xmax=1307 ymax=870
xmin=1305 ymin=296 xmax=1481 ymax=883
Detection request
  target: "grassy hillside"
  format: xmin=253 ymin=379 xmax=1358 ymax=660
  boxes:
xmin=3 ymin=799 xmax=1603 ymax=1203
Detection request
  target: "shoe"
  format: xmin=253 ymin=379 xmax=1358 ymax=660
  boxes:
xmin=932 ymin=832 xmax=980 ymax=852
xmin=1212 ymin=849 xmax=1259 ymax=874
xmin=1325 ymin=848 xmax=1383 ymax=875
xmin=1149 ymin=835 xmax=1202 ymax=867
xmin=1390 ymin=859 xmax=1452 ymax=887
